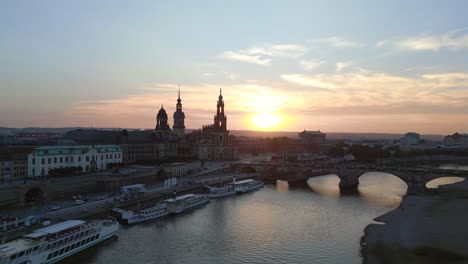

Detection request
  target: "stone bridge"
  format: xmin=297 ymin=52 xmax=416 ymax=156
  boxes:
xmin=231 ymin=162 xmax=468 ymax=195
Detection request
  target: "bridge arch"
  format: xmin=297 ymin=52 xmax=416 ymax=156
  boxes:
xmin=425 ymin=176 xmax=465 ymax=189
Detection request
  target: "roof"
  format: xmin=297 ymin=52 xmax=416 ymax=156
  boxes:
xmin=25 ymin=220 xmax=85 ymax=238
xmin=234 ymin=179 xmax=255 ymax=185
xmin=32 ymin=145 xmax=121 ymax=156
xmin=300 ymin=130 xmax=324 ymax=135
xmin=63 ymin=129 xmax=177 ymax=144
xmin=165 ymin=193 xmax=195 ymax=202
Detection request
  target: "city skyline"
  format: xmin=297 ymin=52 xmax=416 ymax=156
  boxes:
xmin=2 ymin=1 xmax=468 ymax=133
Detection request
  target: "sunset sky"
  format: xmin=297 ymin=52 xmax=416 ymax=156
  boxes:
xmin=2 ymin=0 xmax=468 ymax=134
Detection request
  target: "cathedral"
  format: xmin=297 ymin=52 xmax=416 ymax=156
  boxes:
xmin=63 ymin=88 xmax=238 ymax=163
xmin=195 ymin=89 xmax=239 ymax=160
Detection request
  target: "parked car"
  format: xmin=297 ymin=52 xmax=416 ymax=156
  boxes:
xmin=73 ymin=199 xmax=85 ymax=205
xmin=49 ymin=205 xmax=61 ymax=211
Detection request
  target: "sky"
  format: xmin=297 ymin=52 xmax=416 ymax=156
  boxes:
xmin=1 ymin=0 xmax=468 ymax=134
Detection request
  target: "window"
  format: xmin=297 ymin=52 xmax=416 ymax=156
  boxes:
xmin=71 ymin=156 xmax=74 ymax=162
xmin=65 ymin=246 xmax=70 ymax=252
xmin=86 ymin=156 xmax=89 ymax=162
xmin=32 ymin=158 xmax=35 ymax=165
xmin=54 ymin=157 xmax=57 ymax=164
xmin=59 ymin=248 xmax=64 ymax=255
xmin=106 ymin=154 xmax=108 ymax=159
xmin=47 ymin=253 xmax=53 ymax=260
xmin=32 ymin=168 xmax=35 ymax=176
xmin=78 ymin=157 xmax=81 ymax=162
xmin=48 ymin=158 xmax=51 ymax=164
xmin=65 ymin=157 xmax=68 ymax=162
xmin=101 ymin=155 xmax=103 ymax=161
xmin=59 ymin=157 xmax=63 ymax=163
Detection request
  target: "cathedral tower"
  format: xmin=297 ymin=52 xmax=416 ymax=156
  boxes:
xmin=173 ymin=87 xmax=185 ymax=138
xmin=214 ymin=88 xmax=227 ymax=130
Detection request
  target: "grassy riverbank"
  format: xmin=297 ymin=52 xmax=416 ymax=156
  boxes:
xmin=361 ymin=180 xmax=468 ymax=264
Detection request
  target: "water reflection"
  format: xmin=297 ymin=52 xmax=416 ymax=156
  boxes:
xmin=358 ymin=172 xmax=407 ymax=208
xmin=426 ymin=177 xmax=465 ymax=188
xmin=276 ymin=180 xmax=289 ymax=192
xmin=307 ymin=174 xmax=341 ymax=197
xmin=306 ymin=172 xmax=407 ymax=208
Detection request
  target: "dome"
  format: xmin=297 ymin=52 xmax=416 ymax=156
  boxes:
xmin=157 ymin=106 xmax=168 ymax=118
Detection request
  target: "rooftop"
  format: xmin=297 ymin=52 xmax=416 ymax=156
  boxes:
xmin=25 ymin=220 xmax=86 ymax=238
xmin=32 ymin=145 xmax=121 ymax=156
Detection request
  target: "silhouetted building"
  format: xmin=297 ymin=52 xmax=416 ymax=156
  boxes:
xmin=298 ymin=130 xmax=326 ymax=144
xmin=62 ymin=93 xmax=186 ymax=164
xmin=236 ymin=138 xmax=267 ymax=154
xmin=196 ymin=89 xmax=238 ymax=160
xmin=444 ymin=132 xmax=468 ymax=147
xmin=173 ymin=88 xmax=185 ymax=139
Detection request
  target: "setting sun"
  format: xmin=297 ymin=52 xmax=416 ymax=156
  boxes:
xmin=250 ymin=113 xmax=283 ymax=131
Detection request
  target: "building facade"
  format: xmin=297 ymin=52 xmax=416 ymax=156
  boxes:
xmin=237 ymin=138 xmax=267 ymax=154
xmin=197 ymin=89 xmax=238 ymax=160
xmin=399 ymin=132 xmax=421 ymax=151
xmin=298 ymin=130 xmax=326 ymax=144
xmin=27 ymin=145 xmax=122 ymax=177
xmin=0 ymin=146 xmax=35 ymax=180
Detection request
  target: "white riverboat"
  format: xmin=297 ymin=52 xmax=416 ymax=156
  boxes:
xmin=165 ymin=194 xmax=210 ymax=214
xmin=112 ymin=203 xmax=168 ymax=225
xmin=205 ymin=184 xmax=236 ymax=198
xmin=0 ymin=219 xmax=118 ymax=264
xmin=233 ymin=179 xmax=264 ymax=193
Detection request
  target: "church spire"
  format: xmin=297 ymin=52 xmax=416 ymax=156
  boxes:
xmin=177 ymin=84 xmax=181 ymax=103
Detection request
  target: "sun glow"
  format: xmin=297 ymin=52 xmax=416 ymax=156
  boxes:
xmin=250 ymin=113 xmax=283 ymax=131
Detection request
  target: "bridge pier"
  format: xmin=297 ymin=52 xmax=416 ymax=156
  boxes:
xmin=337 ymin=171 xmax=363 ymax=194
xmin=406 ymin=182 xmax=428 ymax=195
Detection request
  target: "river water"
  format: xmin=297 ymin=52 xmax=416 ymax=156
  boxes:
xmin=66 ymin=172 xmax=459 ymax=264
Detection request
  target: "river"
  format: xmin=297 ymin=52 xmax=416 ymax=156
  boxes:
xmin=65 ymin=172 xmax=459 ymax=264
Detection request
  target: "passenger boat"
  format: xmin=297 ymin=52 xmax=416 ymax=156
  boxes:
xmin=233 ymin=179 xmax=264 ymax=193
xmin=112 ymin=203 xmax=168 ymax=225
xmin=205 ymin=184 xmax=236 ymax=198
xmin=165 ymin=194 xmax=210 ymax=214
xmin=0 ymin=219 xmax=118 ymax=264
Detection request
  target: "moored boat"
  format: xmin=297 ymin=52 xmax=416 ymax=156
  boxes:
xmin=0 ymin=218 xmax=118 ymax=264
xmin=205 ymin=184 xmax=236 ymax=198
xmin=165 ymin=194 xmax=209 ymax=214
xmin=233 ymin=179 xmax=264 ymax=193
xmin=112 ymin=203 xmax=168 ymax=225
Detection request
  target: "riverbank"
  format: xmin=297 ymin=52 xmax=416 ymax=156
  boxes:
xmin=361 ymin=179 xmax=468 ymax=264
